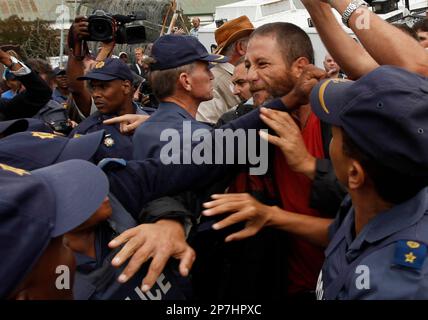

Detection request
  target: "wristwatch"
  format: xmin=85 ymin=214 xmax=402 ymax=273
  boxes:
xmin=4 ymin=56 xmax=19 ymax=69
xmin=342 ymin=0 xmax=368 ymax=27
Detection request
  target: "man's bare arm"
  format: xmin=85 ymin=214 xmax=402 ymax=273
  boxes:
xmin=67 ymin=17 xmax=93 ymax=117
xmin=303 ymin=0 xmax=428 ymax=77
xmin=302 ymin=1 xmax=378 ymax=79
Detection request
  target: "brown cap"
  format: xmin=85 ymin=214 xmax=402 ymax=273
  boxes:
xmin=214 ymin=16 xmax=255 ymax=55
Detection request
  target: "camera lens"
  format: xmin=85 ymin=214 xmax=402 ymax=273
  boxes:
xmin=89 ymin=18 xmax=114 ymax=42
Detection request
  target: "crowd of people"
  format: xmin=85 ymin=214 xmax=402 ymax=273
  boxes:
xmin=1 ymin=0 xmax=428 ymax=301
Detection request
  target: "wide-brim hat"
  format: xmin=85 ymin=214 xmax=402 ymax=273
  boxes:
xmin=215 ymin=16 xmax=255 ymax=55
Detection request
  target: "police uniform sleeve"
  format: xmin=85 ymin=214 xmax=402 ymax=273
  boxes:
xmin=139 ymin=195 xmax=196 ymax=238
xmin=99 ymin=157 xmax=232 ymax=209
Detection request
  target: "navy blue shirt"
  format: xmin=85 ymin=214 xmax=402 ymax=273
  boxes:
xmin=317 ymin=187 xmax=428 ymax=300
xmin=71 ymin=103 xmax=147 ymax=163
xmin=73 ymin=222 xmax=191 ymax=300
xmin=133 ymin=102 xmax=210 ymax=160
xmin=72 ymin=195 xmax=191 ymax=300
xmin=52 ymin=88 xmax=68 ymax=105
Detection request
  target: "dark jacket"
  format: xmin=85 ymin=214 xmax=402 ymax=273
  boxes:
xmin=0 ymin=71 xmax=52 ymax=121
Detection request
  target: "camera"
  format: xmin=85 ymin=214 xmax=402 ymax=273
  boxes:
xmin=49 ymin=120 xmax=73 ymax=136
xmin=215 ymin=19 xmax=228 ymax=28
xmin=87 ymin=10 xmax=147 ymax=44
xmin=139 ymin=78 xmax=158 ymax=107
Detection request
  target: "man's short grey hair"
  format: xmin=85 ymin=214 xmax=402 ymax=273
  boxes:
xmin=150 ymin=61 xmax=196 ymax=100
xmin=223 ymin=36 xmax=250 ymax=58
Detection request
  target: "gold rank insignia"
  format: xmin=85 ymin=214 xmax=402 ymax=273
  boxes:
xmin=95 ymin=61 xmax=105 ymax=69
xmin=31 ymin=132 xmax=56 ymax=139
xmin=394 ymin=240 xmax=427 ymax=270
xmin=73 ymin=134 xmax=82 ymax=138
xmin=407 ymin=241 xmax=420 ymax=249
xmin=405 ymin=252 xmax=417 ymax=263
xmin=0 ymin=163 xmax=30 ymax=176
xmin=104 ymin=135 xmax=115 ymax=148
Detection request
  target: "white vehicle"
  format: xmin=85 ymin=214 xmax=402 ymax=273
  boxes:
xmin=198 ymin=0 xmax=428 ymax=67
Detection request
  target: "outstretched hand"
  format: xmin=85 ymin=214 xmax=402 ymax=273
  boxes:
xmin=282 ymin=64 xmax=326 ymax=109
xmin=103 ymin=114 xmax=150 ymax=135
xmin=203 ymin=193 xmax=273 ymax=242
xmin=108 ymin=219 xmax=196 ymax=292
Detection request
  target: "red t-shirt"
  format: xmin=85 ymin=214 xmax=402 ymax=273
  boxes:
xmin=274 ymin=112 xmax=326 ymax=296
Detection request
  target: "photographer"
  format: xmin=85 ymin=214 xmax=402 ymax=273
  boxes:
xmin=67 ymin=17 xmax=115 ymax=119
xmin=0 ymin=48 xmax=52 ymax=121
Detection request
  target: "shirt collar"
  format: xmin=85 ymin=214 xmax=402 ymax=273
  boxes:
xmin=133 ymin=102 xmax=148 ymax=115
xmin=217 ymin=62 xmax=235 ymax=75
xmin=343 ymin=187 xmax=428 ymax=253
xmin=52 ymin=88 xmax=67 ymax=99
xmin=364 ymin=187 xmax=428 ymax=243
xmin=157 ymin=102 xmax=195 ymax=120
xmin=244 ymin=97 xmax=254 ymax=106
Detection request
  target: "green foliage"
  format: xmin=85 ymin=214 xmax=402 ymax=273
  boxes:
xmin=0 ymin=15 xmax=60 ymax=59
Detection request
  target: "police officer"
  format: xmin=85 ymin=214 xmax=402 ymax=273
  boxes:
xmin=0 ymin=130 xmax=195 ymax=299
xmin=1 ymin=159 xmax=109 ymax=299
xmin=309 ymin=66 xmax=428 ymax=299
xmin=52 ymin=67 xmax=70 ymax=105
xmin=132 ymin=35 xmax=228 ymax=160
xmin=70 ymin=58 xmax=149 ymax=162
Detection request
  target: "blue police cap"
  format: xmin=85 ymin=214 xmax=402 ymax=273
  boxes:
xmin=25 ymin=118 xmax=55 ymax=133
xmin=0 ymin=130 xmax=105 ymax=170
xmin=77 ymin=58 xmax=133 ymax=82
xmin=0 ymin=119 xmax=29 ymax=137
xmin=53 ymin=67 xmax=66 ymax=76
xmin=0 ymin=119 xmax=54 ymax=138
xmin=310 ymin=65 xmax=428 ymax=176
xmin=151 ymin=35 xmax=228 ymax=71
xmin=0 ymin=159 xmax=109 ymax=298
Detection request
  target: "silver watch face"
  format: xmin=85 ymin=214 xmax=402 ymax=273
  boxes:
xmin=9 ymin=56 xmax=19 ymax=65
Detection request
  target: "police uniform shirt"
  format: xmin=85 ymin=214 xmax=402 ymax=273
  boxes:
xmin=316 ymin=187 xmax=428 ymax=300
xmin=73 ymin=195 xmax=191 ymax=300
xmin=70 ymin=103 xmax=148 ymax=163
xmin=52 ymin=88 xmax=68 ymax=105
xmin=133 ymin=102 xmax=211 ymax=160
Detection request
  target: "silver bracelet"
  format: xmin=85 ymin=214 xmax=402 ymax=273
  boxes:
xmin=341 ymin=0 xmax=368 ymax=27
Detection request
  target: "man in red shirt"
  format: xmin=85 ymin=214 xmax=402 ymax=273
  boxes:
xmin=203 ymin=22 xmax=346 ymax=298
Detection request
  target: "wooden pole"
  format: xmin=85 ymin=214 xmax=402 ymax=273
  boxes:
xmin=166 ymin=0 xmax=178 ymax=34
xmin=160 ymin=1 xmax=173 ymax=36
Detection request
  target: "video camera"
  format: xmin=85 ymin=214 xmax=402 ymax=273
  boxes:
xmin=139 ymin=78 xmax=158 ymax=108
xmin=87 ymin=10 xmax=146 ymax=44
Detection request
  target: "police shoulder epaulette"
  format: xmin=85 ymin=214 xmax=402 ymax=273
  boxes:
xmin=393 ymin=240 xmax=428 ymax=270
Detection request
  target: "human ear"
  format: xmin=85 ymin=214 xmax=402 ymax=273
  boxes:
xmin=236 ymin=40 xmax=247 ymax=56
xmin=347 ymin=160 xmax=365 ymax=190
xmin=290 ymin=57 xmax=311 ymax=78
xmin=122 ymin=81 xmax=132 ymax=95
xmin=178 ymin=72 xmax=192 ymax=91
